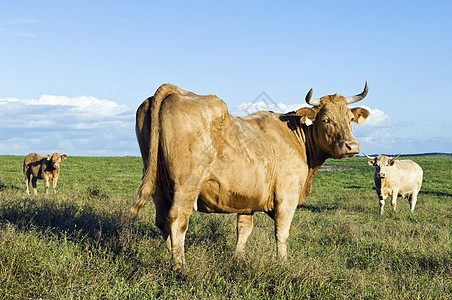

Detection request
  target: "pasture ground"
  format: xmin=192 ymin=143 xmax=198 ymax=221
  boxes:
xmin=0 ymin=155 xmax=451 ymax=299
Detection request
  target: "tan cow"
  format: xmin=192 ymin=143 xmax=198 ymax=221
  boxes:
xmin=23 ymin=152 xmax=68 ymax=195
xmin=364 ymin=153 xmax=423 ymax=215
xmin=125 ymin=83 xmax=370 ymax=271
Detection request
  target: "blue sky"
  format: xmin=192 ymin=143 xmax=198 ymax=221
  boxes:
xmin=1 ymin=1 xmax=451 ymax=156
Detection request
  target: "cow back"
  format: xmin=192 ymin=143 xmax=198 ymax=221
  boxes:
xmin=382 ymin=160 xmax=423 ymax=195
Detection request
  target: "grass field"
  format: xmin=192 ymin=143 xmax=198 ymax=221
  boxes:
xmin=0 ymin=154 xmax=451 ymax=299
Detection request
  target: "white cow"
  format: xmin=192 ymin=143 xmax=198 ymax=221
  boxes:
xmin=364 ymin=153 xmax=423 ymax=215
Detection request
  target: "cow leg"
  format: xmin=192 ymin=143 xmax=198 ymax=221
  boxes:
xmin=24 ymin=173 xmax=30 ymax=195
xmin=43 ymin=175 xmax=51 ymax=195
xmin=274 ymin=203 xmax=297 ymax=261
xmin=409 ymin=191 xmax=419 ymax=214
xmin=153 ymin=188 xmax=171 ymax=250
xmin=391 ymin=189 xmax=398 ymax=212
xmin=379 ymin=195 xmax=386 ymax=215
xmin=52 ymin=175 xmax=58 ymax=194
xmin=168 ymin=188 xmax=195 ymax=272
xmin=31 ymin=177 xmax=38 ymax=195
xmin=233 ymin=213 xmax=254 ymax=259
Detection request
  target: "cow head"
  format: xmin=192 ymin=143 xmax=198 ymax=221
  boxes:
xmin=364 ymin=153 xmax=401 ymax=178
xmin=296 ymin=82 xmax=370 ymax=159
xmin=46 ymin=153 xmax=68 ymax=169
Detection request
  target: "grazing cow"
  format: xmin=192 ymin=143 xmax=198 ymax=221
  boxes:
xmin=364 ymin=153 xmax=423 ymax=215
xmin=125 ymin=83 xmax=370 ymax=271
xmin=23 ymin=152 xmax=68 ymax=195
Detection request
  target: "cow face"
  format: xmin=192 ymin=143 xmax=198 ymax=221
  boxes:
xmin=367 ymin=154 xmax=399 ymax=179
xmin=46 ymin=153 xmax=68 ymax=169
xmin=297 ymin=83 xmax=370 ymax=159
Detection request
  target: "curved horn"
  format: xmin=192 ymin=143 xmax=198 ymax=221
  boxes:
xmin=392 ymin=152 xmax=401 ymax=160
xmin=345 ymin=81 xmax=369 ymax=104
xmin=363 ymin=153 xmax=375 ymax=159
xmin=305 ymin=88 xmax=321 ymax=106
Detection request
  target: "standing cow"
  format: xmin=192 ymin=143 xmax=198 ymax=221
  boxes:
xmin=125 ymin=83 xmax=370 ymax=271
xmin=23 ymin=152 xmax=68 ymax=195
xmin=364 ymin=153 xmax=423 ymax=215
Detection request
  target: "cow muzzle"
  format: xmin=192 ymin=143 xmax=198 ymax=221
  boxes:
xmin=338 ymin=141 xmax=360 ymax=157
xmin=378 ymin=173 xmax=386 ymax=178
xmin=53 ymin=164 xmax=60 ymax=169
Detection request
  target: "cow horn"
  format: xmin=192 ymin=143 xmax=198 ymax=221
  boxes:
xmin=363 ymin=153 xmax=375 ymax=159
xmin=305 ymin=88 xmax=321 ymax=106
xmin=392 ymin=152 xmax=401 ymax=160
xmin=345 ymin=81 xmax=369 ymax=104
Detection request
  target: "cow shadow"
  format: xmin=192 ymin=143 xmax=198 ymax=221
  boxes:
xmin=419 ymin=190 xmax=452 ymax=197
xmin=0 ymin=179 xmax=20 ymax=191
xmin=298 ymin=203 xmax=341 ymax=212
xmin=0 ymin=192 xmax=161 ymax=256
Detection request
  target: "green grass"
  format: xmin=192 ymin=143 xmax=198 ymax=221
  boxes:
xmin=0 ymin=155 xmax=451 ymax=299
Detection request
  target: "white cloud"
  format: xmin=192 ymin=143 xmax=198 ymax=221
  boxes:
xmin=355 ymin=105 xmax=392 ymax=127
xmin=0 ymin=95 xmax=137 ymax=156
xmin=7 ymin=19 xmax=39 ymax=24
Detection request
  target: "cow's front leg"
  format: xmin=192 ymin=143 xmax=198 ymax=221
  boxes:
xmin=233 ymin=213 xmax=254 ymax=260
xmin=391 ymin=189 xmax=398 ymax=212
xmin=274 ymin=202 xmax=297 ymax=261
xmin=52 ymin=175 xmax=59 ymax=194
xmin=379 ymin=194 xmax=387 ymax=215
xmin=44 ymin=176 xmax=50 ymax=195
xmin=168 ymin=199 xmax=193 ymax=273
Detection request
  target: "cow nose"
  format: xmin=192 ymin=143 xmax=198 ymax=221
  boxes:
xmin=378 ymin=173 xmax=385 ymax=178
xmin=344 ymin=141 xmax=360 ymax=154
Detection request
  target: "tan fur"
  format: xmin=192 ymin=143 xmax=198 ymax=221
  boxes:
xmin=23 ymin=152 xmax=67 ymax=195
xmin=127 ymin=83 xmax=369 ymax=271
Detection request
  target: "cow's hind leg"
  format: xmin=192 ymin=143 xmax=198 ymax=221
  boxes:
xmin=234 ymin=213 xmax=254 ymax=260
xmin=31 ymin=177 xmax=38 ymax=195
xmin=409 ymin=191 xmax=419 ymax=214
xmin=168 ymin=187 xmax=197 ymax=272
xmin=153 ymin=188 xmax=172 ymax=250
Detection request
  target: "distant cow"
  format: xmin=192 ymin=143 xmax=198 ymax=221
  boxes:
xmin=125 ymin=82 xmax=370 ymax=272
xmin=23 ymin=153 xmax=68 ymax=195
xmin=364 ymin=153 xmax=423 ymax=215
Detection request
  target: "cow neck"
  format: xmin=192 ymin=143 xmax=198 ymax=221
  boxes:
xmin=302 ymin=123 xmax=328 ymax=170
xmin=280 ymin=114 xmax=327 ymax=171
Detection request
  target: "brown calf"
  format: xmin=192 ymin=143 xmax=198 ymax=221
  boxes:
xmin=23 ymin=152 xmax=68 ymax=195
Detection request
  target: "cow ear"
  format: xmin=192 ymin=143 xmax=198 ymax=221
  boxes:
xmin=46 ymin=155 xmax=52 ymax=161
xmin=296 ymin=107 xmax=317 ymax=123
xmin=351 ymin=107 xmax=370 ymax=124
xmin=389 ymin=160 xmax=395 ymax=166
xmin=62 ymin=154 xmax=67 ymax=160
xmin=368 ymin=160 xmax=374 ymax=166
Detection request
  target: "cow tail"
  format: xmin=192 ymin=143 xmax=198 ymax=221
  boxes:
xmin=123 ymin=84 xmax=184 ymax=223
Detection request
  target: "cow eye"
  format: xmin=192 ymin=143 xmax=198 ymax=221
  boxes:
xmin=322 ymin=118 xmax=329 ymax=123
